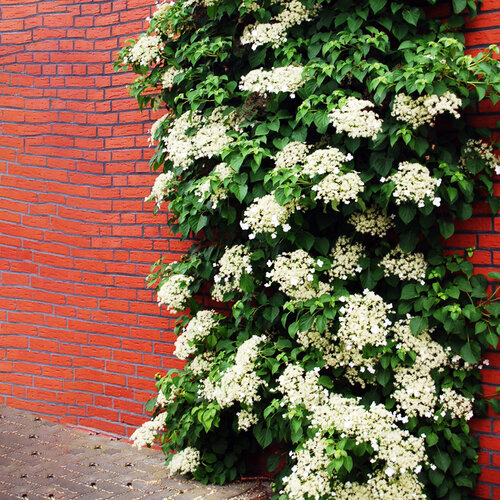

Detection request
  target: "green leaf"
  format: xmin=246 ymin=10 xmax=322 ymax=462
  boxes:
xmin=434 ymin=449 xmax=452 ymax=472
xmin=401 ymin=284 xmax=418 ymax=300
xmin=439 ymin=220 xmax=454 ymax=239
xmin=426 ymin=433 xmax=439 ymax=446
xmin=347 ymin=16 xmax=363 ymax=32
xmin=429 ymin=468 xmax=445 ymax=486
xmin=402 ymin=8 xmax=420 ymax=25
xmin=460 ymin=342 xmax=481 ymax=364
xmin=399 ymin=230 xmax=419 ymax=252
xmin=318 ymin=375 xmax=333 ymax=389
xmin=486 ymin=301 xmax=500 ymax=317
xmin=490 ymin=398 xmax=500 ymax=413
xmin=314 ymin=111 xmax=331 ymax=134
xmin=369 ymin=0 xmax=387 ymax=14
xmin=376 ymin=369 xmax=391 ymax=387
xmin=239 ymin=273 xmax=254 ymax=294
xmin=236 ymin=184 xmax=248 ymax=202
xmin=452 ymin=0 xmax=467 ymax=13
xmin=410 ymin=316 xmax=428 ymax=335
xmin=399 ymin=204 xmax=416 ymax=224
xmin=253 ymin=424 xmax=273 ymax=448
xmin=146 ymin=397 xmax=157 ymax=413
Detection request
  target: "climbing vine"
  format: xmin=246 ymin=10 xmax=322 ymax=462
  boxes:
xmin=116 ymin=0 xmax=500 ymax=498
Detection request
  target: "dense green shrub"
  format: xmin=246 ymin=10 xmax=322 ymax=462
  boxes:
xmin=116 ymin=0 xmax=500 ymax=498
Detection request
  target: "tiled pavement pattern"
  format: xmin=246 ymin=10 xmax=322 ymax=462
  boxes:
xmin=0 ymin=406 xmax=271 ymax=500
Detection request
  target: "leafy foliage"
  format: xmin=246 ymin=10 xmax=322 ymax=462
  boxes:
xmin=116 ymin=0 xmax=500 ymax=498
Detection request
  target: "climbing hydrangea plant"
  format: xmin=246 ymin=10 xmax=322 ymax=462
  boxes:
xmin=116 ymin=0 xmax=500 ymax=498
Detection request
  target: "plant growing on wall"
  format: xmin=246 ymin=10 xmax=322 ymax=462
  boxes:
xmin=116 ymin=0 xmax=500 ymax=497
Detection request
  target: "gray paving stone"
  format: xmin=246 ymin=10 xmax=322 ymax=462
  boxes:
xmin=0 ymin=405 xmax=271 ymax=500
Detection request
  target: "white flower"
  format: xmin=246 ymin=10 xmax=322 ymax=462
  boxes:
xmin=329 ymin=236 xmax=365 ymax=280
xmin=380 ymin=246 xmax=427 ymax=282
xmin=157 ymin=274 xmax=194 ymax=313
xmin=439 ymin=388 xmax=473 ymax=421
xmin=144 ymin=171 xmax=176 ymax=208
xmin=163 ymin=107 xmax=239 ymax=170
xmin=128 ymin=34 xmax=162 ymax=66
xmin=174 ymin=310 xmax=219 ymax=360
xmin=392 ymin=92 xmax=462 ymax=129
xmin=212 ymin=245 xmax=252 ymax=301
xmin=313 ymin=171 xmax=364 ymax=205
xmin=241 ymin=0 xmax=319 ymax=49
xmin=195 ymin=162 xmax=233 ymax=206
xmin=131 ymin=413 xmax=165 ymax=448
xmin=239 ymin=65 xmax=305 ymax=95
xmin=274 ymin=141 xmax=310 ymax=170
xmin=202 ymin=335 xmax=267 ymax=408
xmin=387 ymin=161 xmax=440 ymax=208
xmin=329 ymin=97 xmax=383 ymax=140
xmin=267 ymin=250 xmax=330 ymax=302
xmin=302 ymin=147 xmax=352 ymax=177
xmin=161 ymin=66 xmax=183 ymax=89
xmin=348 ymin=206 xmax=395 ymax=238
xmin=168 ymin=447 xmax=200 ymax=475
xmin=241 ymin=192 xmax=299 ymax=237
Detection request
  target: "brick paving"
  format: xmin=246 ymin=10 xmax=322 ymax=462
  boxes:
xmin=0 ymin=405 xmax=271 ymax=500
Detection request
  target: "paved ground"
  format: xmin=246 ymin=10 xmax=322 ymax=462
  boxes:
xmin=0 ymin=405 xmax=271 ymax=500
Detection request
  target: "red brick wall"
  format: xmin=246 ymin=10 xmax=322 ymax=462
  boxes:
xmin=0 ymin=0 xmax=184 ymax=436
xmin=0 ymin=0 xmax=498 ymax=495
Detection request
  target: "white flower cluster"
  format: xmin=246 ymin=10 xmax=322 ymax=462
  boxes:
xmin=156 ymin=386 xmax=175 ymax=407
xmin=195 ymin=162 xmax=233 ymax=208
xmin=150 ymin=113 xmax=170 ymax=143
xmin=337 ymin=290 xmax=393 ymax=350
xmin=131 ymin=412 xmax=165 ymax=448
xmin=380 ymin=246 xmax=427 ymax=283
xmin=241 ymin=0 xmax=319 ymax=49
xmin=163 ymin=108 xmax=237 ymax=170
xmin=333 ymin=470 xmax=426 ymax=500
xmin=274 ymin=141 xmax=310 ymax=170
xmin=237 ymin=409 xmax=259 ymax=431
xmin=391 ymin=92 xmax=462 ymax=129
xmin=296 ymin=324 xmax=331 ymax=355
xmin=302 ymin=147 xmax=353 ymax=177
xmin=157 ymin=274 xmax=194 ymax=312
xmin=174 ymin=310 xmax=219 ymax=360
xmin=151 ymin=1 xmax=172 ymax=19
xmin=128 ymin=34 xmax=162 ymax=66
xmin=439 ymin=388 xmax=473 ymax=421
xmin=162 ymin=66 xmax=183 ymax=89
xmin=239 ymin=65 xmax=305 ymax=96
xmin=329 ymin=97 xmax=383 ymax=140
xmin=212 ymin=245 xmax=252 ymax=301
xmin=282 ymin=432 xmax=332 ymax=500
xmin=240 ymin=193 xmax=298 ymax=238
xmin=312 ymin=395 xmax=426 ymax=477
xmin=168 ymin=447 xmax=200 ymax=475
xmin=278 ymin=364 xmax=326 ymax=411
xmin=348 ymin=206 xmax=395 ymax=238
xmin=392 ymin=320 xmax=449 ymax=418
xmin=460 ymin=139 xmax=500 ymax=174
xmin=277 ymin=364 xmax=427 ymax=498
xmin=266 ymin=250 xmax=330 ymax=302
xmin=386 ymin=161 xmax=441 ymax=208
xmin=312 ymin=171 xmax=364 ymax=205
xmin=295 ymin=325 xmax=378 ymax=387
xmin=145 ymin=171 xmax=176 ymax=208
xmin=329 ymin=235 xmax=365 ymax=280
xmin=202 ymin=335 xmax=267 ymax=408
xmin=188 ymin=351 xmax=215 ymax=376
